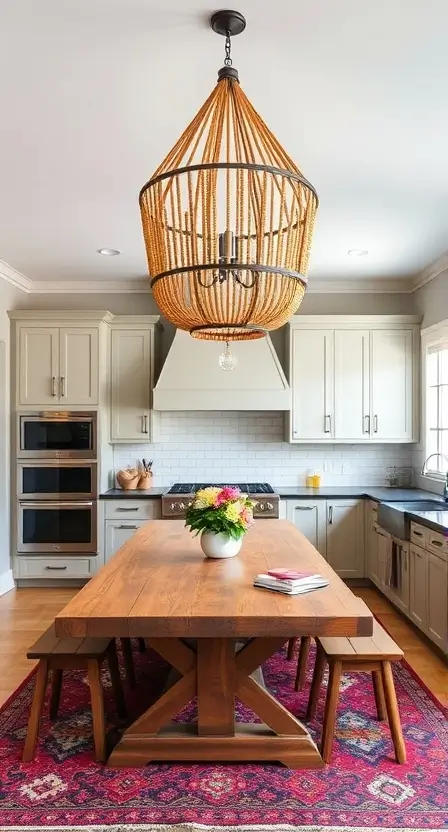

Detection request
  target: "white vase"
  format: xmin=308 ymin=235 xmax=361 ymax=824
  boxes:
xmin=200 ymin=531 xmax=242 ymax=559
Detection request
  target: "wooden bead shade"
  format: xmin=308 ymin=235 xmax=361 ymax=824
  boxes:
xmin=140 ymin=71 xmax=318 ymax=340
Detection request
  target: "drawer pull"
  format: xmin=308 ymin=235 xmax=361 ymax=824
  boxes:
xmin=430 ymin=539 xmax=443 ymax=547
xmin=296 ymin=506 xmax=314 ymax=511
xmin=45 ymin=565 xmax=67 ymax=571
xmin=413 ymin=531 xmax=423 ymax=537
xmin=116 ymin=507 xmax=139 ymax=512
xmin=118 ymin=525 xmax=138 ymax=530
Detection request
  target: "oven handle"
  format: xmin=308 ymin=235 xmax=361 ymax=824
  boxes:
xmin=19 ymin=501 xmax=94 ymax=508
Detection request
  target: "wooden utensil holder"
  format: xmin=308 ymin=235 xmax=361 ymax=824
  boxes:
xmin=137 ymin=473 xmax=153 ymax=490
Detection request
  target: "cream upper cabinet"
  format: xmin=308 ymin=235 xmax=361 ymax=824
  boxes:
xmin=334 ymin=330 xmax=370 ymax=440
xmin=409 ymin=543 xmax=427 ymax=632
xmin=110 ymin=329 xmax=151 ymax=442
xmin=288 ymin=317 xmax=419 ymax=443
xmin=286 ymin=500 xmax=327 ymax=556
xmin=290 ymin=329 xmax=334 ymax=440
xmin=59 ymin=328 xmax=99 ymax=405
xmin=326 ymin=499 xmax=364 ymax=578
xmin=18 ymin=327 xmax=59 ymax=406
xmin=426 ymin=551 xmax=448 ymax=652
xmin=370 ymin=329 xmax=414 ymax=441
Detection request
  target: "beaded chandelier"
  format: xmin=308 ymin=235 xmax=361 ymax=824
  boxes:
xmin=140 ymin=10 xmax=318 ymax=341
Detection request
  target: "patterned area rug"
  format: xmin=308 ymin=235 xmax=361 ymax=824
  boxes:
xmin=0 ymin=643 xmax=446 ymax=829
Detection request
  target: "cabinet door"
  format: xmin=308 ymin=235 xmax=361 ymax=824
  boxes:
xmin=18 ymin=327 xmax=59 ymax=406
xmin=59 ymin=328 xmax=99 ymax=405
xmin=376 ymin=528 xmax=390 ymax=589
xmin=371 ymin=329 xmax=413 ymax=441
xmin=326 ymin=500 xmax=364 ymax=578
xmin=105 ymin=520 xmax=146 ymax=561
xmin=368 ymin=522 xmax=379 ymax=585
xmin=409 ymin=544 xmax=427 ymax=631
xmin=334 ymin=330 xmax=370 ymax=440
xmin=286 ymin=500 xmax=327 ymax=555
xmin=291 ymin=330 xmax=334 ymax=440
xmin=111 ymin=330 xmax=151 ymax=442
xmin=426 ymin=552 xmax=448 ymax=651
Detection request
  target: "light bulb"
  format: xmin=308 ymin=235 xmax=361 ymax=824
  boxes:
xmin=219 ymin=341 xmax=237 ymax=371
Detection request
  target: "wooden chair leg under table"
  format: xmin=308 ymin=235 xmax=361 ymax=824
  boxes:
xmin=381 ymin=660 xmax=407 ymax=764
xmin=87 ymin=659 xmax=107 ymax=763
xmin=120 ymin=638 xmax=136 ymax=689
xmin=22 ymin=660 xmax=49 ymax=762
xmin=294 ymin=636 xmax=312 ymax=691
xmin=372 ymin=668 xmax=387 ymax=721
xmin=49 ymin=668 xmax=63 ymax=719
xmin=306 ymin=643 xmax=326 ymax=720
xmin=321 ymin=659 xmax=343 ymax=764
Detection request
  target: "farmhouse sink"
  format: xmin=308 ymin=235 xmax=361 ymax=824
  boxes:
xmin=377 ymin=500 xmax=447 ymax=540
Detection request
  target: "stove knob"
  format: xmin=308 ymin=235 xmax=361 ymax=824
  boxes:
xmin=170 ymin=502 xmax=176 ymax=511
xmin=179 ymin=502 xmax=186 ymax=510
xmin=258 ymin=503 xmax=265 ymax=511
xmin=187 ymin=500 xmax=193 ymax=507
xmin=266 ymin=502 xmax=274 ymax=511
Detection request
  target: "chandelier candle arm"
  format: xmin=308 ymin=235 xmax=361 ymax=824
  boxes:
xmin=139 ymin=9 xmax=318 ymax=342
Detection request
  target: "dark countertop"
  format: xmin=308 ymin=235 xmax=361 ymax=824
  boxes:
xmin=275 ymin=486 xmax=439 ymax=501
xmin=100 ymin=488 xmax=165 ymax=499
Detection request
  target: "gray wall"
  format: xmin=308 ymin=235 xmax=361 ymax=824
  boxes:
xmin=0 ymin=279 xmax=28 ymax=579
xmin=414 ymin=271 xmax=448 ymax=328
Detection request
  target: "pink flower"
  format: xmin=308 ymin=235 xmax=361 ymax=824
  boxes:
xmin=215 ymin=486 xmax=240 ymax=506
xmin=240 ymin=507 xmax=254 ymax=527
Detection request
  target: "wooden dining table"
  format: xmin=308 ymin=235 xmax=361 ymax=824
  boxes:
xmin=55 ymin=519 xmax=373 ymax=768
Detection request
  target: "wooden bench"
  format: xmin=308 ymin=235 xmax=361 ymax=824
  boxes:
xmin=23 ymin=625 xmax=126 ymax=763
xmin=306 ymin=621 xmax=406 ymax=764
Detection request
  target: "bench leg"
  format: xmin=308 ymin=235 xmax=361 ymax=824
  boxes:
xmin=372 ymin=669 xmax=387 ymax=721
xmin=107 ymin=641 xmax=127 ymax=718
xmin=87 ymin=659 xmax=107 ymax=763
xmin=120 ymin=638 xmax=136 ymax=689
xmin=49 ymin=668 xmax=63 ymax=719
xmin=321 ymin=659 xmax=342 ymax=764
xmin=306 ymin=643 xmax=326 ymax=720
xmin=381 ymin=661 xmax=406 ymax=764
xmin=287 ymin=638 xmax=298 ymax=661
xmin=22 ymin=660 xmax=49 ymax=761
xmin=294 ymin=636 xmax=311 ymax=691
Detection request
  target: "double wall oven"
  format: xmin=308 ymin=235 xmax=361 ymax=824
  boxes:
xmin=17 ymin=413 xmax=98 ymax=556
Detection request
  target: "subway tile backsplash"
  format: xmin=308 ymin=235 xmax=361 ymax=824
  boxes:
xmin=111 ymin=412 xmax=414 ymax=488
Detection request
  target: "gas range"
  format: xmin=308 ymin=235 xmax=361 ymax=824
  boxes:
xmin=162 ymin=482 xmax=279 ymax=519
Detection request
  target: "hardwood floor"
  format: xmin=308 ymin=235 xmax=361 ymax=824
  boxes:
xmin=0 ymin=585 xmax=446 ymax=709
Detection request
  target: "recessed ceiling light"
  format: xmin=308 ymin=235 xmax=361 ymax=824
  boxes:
xmin=348 ymin=248 xmax=369 ymax=258
xmin=97 ymin=247 xmax=121 ymax=256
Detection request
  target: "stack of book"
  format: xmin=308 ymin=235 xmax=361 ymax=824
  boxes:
xmin=253 ymin=568 xmax=329 ymax=595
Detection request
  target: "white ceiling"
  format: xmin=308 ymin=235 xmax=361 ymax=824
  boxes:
xmin=0 ymin=0 xmax=447 ymax=288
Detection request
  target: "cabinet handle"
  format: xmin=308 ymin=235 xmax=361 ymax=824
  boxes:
xmin=44 ymin=565 xmax=67 ymax=571
xmin=143 ymin=414 xmax=149 ymax=434
xmin=117 ymin=507 xmax=138 ymax=512
xmin=430 ymin=539 xmax=443 ymax=547
xmin=60 ymin=376 xmax=66 ymax=397
xmin=328 ymin=505 xmax=333 ymax=524
xmin=324 ymin=415 xmax=331 ymax=434
xmin=296 ymin=506 xmax=314 ymax=511
xmin=364 ymin=415 xmax=370 ymax=434
xmin=373 ymin=414 xmax=378 ymax=433
xmin=118 ymin=525 xmax=138 ymax=530
xmin=413 ymin=530 xmax=423 ymax=537
xmin=51 ymin=376 xmax=57 ymax=397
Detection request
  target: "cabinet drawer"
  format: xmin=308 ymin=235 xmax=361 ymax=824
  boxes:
xmin=16 ymin=556 xmax=96 ymax=579
xmin=410 ymin=523 xmax=427 ymax=548
xmin=426 ymin=529 xmax=448 ymax=559
xmin=104 ymin=499 xmax=161 ymax=520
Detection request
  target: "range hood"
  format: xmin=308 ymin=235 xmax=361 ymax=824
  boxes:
xmin=153 ymin=330 xmax=290 ymax=411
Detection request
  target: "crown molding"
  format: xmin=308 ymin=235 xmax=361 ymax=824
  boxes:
xmin=411 ymin=250 xmax=448 ymax=292
xmin=306 ymin=277 xmax=412 ymax=294
xmin=0 ymin=260 xmax=32 ymax=293
xmin=28 ymin=279 xmax=151 ymax=294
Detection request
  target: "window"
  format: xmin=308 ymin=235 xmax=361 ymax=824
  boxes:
xmin=426 ymin=342 xmax=448 ymax=475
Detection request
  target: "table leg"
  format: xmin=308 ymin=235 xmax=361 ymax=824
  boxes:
xmin=107 ymin=636 xmax=323 ymax=769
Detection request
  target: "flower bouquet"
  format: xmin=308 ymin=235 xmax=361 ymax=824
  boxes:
xmin=185 ymin=486 xmax=256 ymax=558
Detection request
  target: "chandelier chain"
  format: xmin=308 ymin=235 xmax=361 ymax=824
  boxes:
xmin=224 ymin=31 xmax=232 ymax=66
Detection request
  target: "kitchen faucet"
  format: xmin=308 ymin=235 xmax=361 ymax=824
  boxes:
xmin=420 ymin=453 xmax=448 ymax=501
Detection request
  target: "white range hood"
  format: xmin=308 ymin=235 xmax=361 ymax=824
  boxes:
xmin=153 ymin=330 xmax=290 ymax=411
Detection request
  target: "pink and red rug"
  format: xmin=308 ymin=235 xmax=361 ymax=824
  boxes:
xmin=0 ymin=642 xmax=446 ymax=829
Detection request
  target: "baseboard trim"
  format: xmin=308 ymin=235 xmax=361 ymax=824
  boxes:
xmin=0 ymin=569 xmax=15 ymax=596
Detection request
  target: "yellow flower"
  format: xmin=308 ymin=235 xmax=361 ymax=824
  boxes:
xmin=194 ymin=486 xmax=221 ymax=508
xmin=225 ymin=502 xmax=242 ymax=523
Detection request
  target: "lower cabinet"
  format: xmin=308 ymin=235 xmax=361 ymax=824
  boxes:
xmin=105 ymin=520 xmax=146 ymax=561
xmin=368 ymin=521 xmax=380 ymax=586
xmin=285 ymin=500 xmax=327 ymax=556
xmin=284 ymin=498 xmax=364 ymax=578
xmin=409 ymin=543 xmax=427 ymax=631
xmin=427 ymin=551 xmax=448 ymax=651
xmin=326 ymin=500 xmax=364 ymax=578
xmin=15 ymin=556 xmax=99 ymax=580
